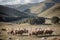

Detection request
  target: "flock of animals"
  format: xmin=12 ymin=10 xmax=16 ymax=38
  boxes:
xmin=6 ymin=27 xmax=54 ymax=36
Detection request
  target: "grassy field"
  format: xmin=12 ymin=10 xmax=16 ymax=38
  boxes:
xmin=0 ymin=22 xmax=60 ymax=40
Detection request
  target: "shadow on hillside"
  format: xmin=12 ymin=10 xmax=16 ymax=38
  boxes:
xmin=43 ymin=24 xmax=52 ymax=25
xmin=18 ymin=35 xmax=28 ymax=37
xmin=36 ymin=35 xmax=60 ymax=38
xmin=37 ymin=23 xmax=52 ymax=25
xmin=35 ymin=23 xmax=60 ymax=25
xmin=30 ymin=23 xmax=52 ymax=26
xmin=53 ymin=23 xmax=60 ymax=25
xmin=16 ymin=34 xmax=60 ymax=38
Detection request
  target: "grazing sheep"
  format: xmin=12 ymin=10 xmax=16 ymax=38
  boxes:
xmin=23 ymin=28 xmax=28 ymax=33
xmin=37 ymin=29 xmax=44 ymax=35
xmin=44 ymin=28 xmax=53 ymax=35
xmin=15 ymin=28 xmax=28 ymax=35
xmin=15 ymin=30 xmax=18 ymax=34
xmin=28 ymin=28 xmax=39 ymax=36
xmin=10 ymin=30 xmax=14 ymax=34
xmin=17 ymin=30 xmax=24 ymax=35
xmin=28 ymin=28 xmax=54 ymax=36
xmin=6 ymin=27 xmax=54 ymax=36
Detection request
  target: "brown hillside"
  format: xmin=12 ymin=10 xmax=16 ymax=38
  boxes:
xmin=38 ymin=3 xmax=60 ymax=18
xmin=30 ymin=2 xmax=45 ymax=14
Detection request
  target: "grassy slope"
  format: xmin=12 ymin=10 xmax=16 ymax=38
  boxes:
xmin=0 ymin=23 xmax=60 ymax=40
xmin=30 ymin=2 xmax=45 ymax=14
xmin=38 ymin=3 xmax=60 ymax=18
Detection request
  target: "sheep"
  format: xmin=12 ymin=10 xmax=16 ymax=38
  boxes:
xmin=28 ymin=28 xmax=39 ymax=36
xmin=36 ymin=29 xmax=44 ymax=35
xmin=44 ymin=28 xmax=53 ymax=35
xmin=28 ymin=28 xmax=54 ymax=36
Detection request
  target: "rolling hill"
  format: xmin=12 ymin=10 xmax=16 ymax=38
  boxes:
xmin=30 ymin=0 xmax=60 ymax=15
xmin=0 ymin=0 xmax=60 ymax=22
xmin=0 ymin=5 xmax=36 ymax=22
xmin=4 ymin=3 xmax=40 ymax=12
xmin=38 ymin=3 xmax=60 ymax=18
xmin=30 ymin=0 xmax=55 ymax=14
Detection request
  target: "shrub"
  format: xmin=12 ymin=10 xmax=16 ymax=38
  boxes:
xmin=28 ymin=18 xmax=37 ymax=25
xmin=28 ymin=17 xmax=45 ymax=25
xmin=51 ymin=16 xmax=60 ymax=24
xmin=36 ymin=17 xmax=45 ymax=24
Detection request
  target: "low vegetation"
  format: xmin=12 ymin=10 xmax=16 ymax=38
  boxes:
xmin=18 ymin=16 xmax=60 ymax=25
xmin=28 ymin=17 xmax=45 ymax=25
xmin=51 ymin=16 xmax=60 ymax=24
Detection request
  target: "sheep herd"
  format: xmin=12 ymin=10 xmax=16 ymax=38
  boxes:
xmin=6 ymin=27 xmax=54 ymax=36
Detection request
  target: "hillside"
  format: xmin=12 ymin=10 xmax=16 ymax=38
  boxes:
xmin=30 ymin=0 xmax=60 ymax=15
xmin=38 ymin=3 xmax=60 ymax=18
xmin=0 ymin=5 xmax=36 ymax=22
xmin=45 ymin=0 xmax=60 ymax=3
xmin=4 ymin=3 xmax=40 ymax=12
xmin=0 ymin=5 xmax=28 ymax=17
xmin=30 ymin=2 xmax=45 ymax=14
xmin=30 ymin=0 xmax=55 ymax=14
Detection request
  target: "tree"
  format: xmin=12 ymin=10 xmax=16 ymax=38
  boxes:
xmin=51 ymin=16 xmax=60 ymax=24
xmin=28 ymin=18 xmax=37 ymax=25
xmin=28 ymin=17 xmax=45 ymax=25
xmin=36 ymin=17 xmax=45 ymax=24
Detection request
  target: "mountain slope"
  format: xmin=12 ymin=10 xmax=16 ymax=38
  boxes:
xmin=30 ymin=0 xmax=60 ymax=15
xmin=30 ymin=1 xmax=55 ymax=14
xmin=38 ymin=3 xmax=60 ymax=18
xmin=0 ymin=5 xmax=35 ymax=22
xmin=30 ymin=2 xmax=45 ymax=14
xmin=4 ymin=3 xmax=39 ymax=12
xmin=16 ymin=3 xmax=39 ymax=11
xmin=0 ymin=5 xmax=34 ymax=17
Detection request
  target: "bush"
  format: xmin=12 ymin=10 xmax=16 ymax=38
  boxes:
xmin=36 ymin=17 xmax=45 ymax=24
xmin=51 ymin=16 xmax=60 ymax=24
xmin=28 ymin=18 xmax=37 ymax=25
xmin=28 ymin=17 xmax=45 ymax=25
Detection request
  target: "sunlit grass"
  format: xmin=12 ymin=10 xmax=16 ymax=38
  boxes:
xmin=0 ymin=22 xmax=8 ymax=40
